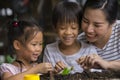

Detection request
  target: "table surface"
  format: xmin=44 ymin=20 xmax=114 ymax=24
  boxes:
xmin=40 ymin=71 xmax=120 ymax=80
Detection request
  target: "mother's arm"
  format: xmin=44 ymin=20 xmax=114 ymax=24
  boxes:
xmin=77 ymin=54 xmax=120 ymax=71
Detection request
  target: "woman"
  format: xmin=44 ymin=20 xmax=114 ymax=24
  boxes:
xmin=77 ymin=0 xmax=120 ymax=71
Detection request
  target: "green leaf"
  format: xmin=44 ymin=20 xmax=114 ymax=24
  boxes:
xmin=61 ymin=67 xmax=74 ymax=75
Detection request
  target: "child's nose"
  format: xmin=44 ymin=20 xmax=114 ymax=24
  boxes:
xmin=65 ymin=28 xmax=71 ymax=34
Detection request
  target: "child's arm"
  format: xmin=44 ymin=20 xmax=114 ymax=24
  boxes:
xmin=1 ymin=63 xmax=53 ymax=80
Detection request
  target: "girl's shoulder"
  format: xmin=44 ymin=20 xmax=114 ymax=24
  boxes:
xmin=80 ymin=40 xmax=95 ymax=49
xmin=0 ymin=63 xmax=20 ymax=75
xmin=0 ymin=63 xmax=16 ymax=68
xmin=45 ymin=41 xmax=59 ymax=49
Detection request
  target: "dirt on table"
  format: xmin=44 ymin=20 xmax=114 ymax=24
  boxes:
xmin=40 ymin=70 xmax=120 ymax=80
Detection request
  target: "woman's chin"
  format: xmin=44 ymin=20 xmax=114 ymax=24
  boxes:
xmin=87 ymin=38 xmax=96 ymax=43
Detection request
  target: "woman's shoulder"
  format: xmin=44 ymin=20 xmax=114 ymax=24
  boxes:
xmin=115 ymin=20 xmax=120 ymax=28
xmin=113 ymin=20 xmax=120 ymax=34
xmin=77 ymin=32 xmax=88 ymax=42
xmin=116 ymin=20 xmax=120 ymax=24
xmin=78 ymin=32 xmax=85 ymax=39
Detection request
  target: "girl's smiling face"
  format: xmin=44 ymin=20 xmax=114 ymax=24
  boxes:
xmin=20 ymin=31 xmax=43 ymax=62
xmin=56 ymin=22 xmax=79 ymax=46
xmin=81 ymin=8 xmax=113 ymax=46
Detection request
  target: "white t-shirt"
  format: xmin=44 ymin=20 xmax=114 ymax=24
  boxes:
xmin=43 ymin=40 xmax=97 ymax=74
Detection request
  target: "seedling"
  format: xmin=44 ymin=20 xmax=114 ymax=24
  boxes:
xmin=60 ymin=66 xmax=74 ymax=75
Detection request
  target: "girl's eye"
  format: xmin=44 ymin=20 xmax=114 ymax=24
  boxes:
xmin=71 ymin=24 xmax=78 ymax=29
xmin=61 ymin=27 xmax=65 ymax=29
xmin=39 ymin=43 xmax=43 ymax=46
xmin=32 ymin=44 xmax=37 ymax=46
xmin=71 ymin=26 xmax=78 ymax=29
xmin=60 ymin=26 xmax=66 ymax=30
xmin=31 ymin=43 xmax=43 ymax=46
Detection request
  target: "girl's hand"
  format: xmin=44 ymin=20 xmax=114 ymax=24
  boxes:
xmin=38 ymin=63 xmax=53 ymax=73
xmin=54 ymin=61 xmax=66 ymax=73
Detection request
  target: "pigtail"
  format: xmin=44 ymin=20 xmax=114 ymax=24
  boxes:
xmin=7 ymin=15 xmax=20 ymax=57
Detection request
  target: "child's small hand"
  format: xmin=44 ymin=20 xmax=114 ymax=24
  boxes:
xmin=54 ymin=61 xmax=66 ymax=73
xmin=38 ymin=63 xmax=53 ymax=73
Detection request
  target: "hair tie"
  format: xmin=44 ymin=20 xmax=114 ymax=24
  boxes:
xmin=13 ymin=15 xmax=19 ymax=27
xmin=13 ymin=21 xmax=18 ymax=27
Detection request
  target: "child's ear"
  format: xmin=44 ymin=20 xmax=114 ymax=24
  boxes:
xmin=13 ymin=40 xmax=21 ymax=50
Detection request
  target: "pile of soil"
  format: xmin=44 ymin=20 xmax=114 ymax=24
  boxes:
xmin=40 ymin=71 xmax=120 ymax=80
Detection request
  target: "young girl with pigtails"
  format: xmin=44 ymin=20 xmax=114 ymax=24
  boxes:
xmin=0 ymin=17 xmax=53 ymax=80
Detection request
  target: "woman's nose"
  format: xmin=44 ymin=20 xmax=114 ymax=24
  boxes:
xmin=86 ymin=24 xmax=94 ymax=33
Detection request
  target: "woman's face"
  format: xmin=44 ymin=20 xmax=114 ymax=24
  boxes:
xmin=81 ymin=8 xmax=112 ymax=44
xmin=56 ymin=22 xmax=79 ymax=46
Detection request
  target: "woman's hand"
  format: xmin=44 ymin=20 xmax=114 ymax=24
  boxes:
xmin=54 ymin=61 xmax=66 ymax=73
xmin=77 ymin=54 xmax=110 ymax=70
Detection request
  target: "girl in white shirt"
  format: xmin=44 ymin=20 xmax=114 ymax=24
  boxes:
xmin=43 ymin=1 xmax=97 ymax=74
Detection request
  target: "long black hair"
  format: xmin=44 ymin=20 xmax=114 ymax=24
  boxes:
xmin=83 ymin=0 xmax=118 ymax=24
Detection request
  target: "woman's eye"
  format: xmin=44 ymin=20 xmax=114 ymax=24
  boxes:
xmin=82 ymin=19 xmax=89 ymax=23
xmin=94 ymin=24 xmax=101 ymax=28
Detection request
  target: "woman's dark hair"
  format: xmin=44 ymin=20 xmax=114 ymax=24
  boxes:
xmin=52 ymin=1 xmax=82 ymax=28
xmin=7 ymin=18 xmax=43 ymax=55
xmin=83 ymin=0 xmax=118 ymax=24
